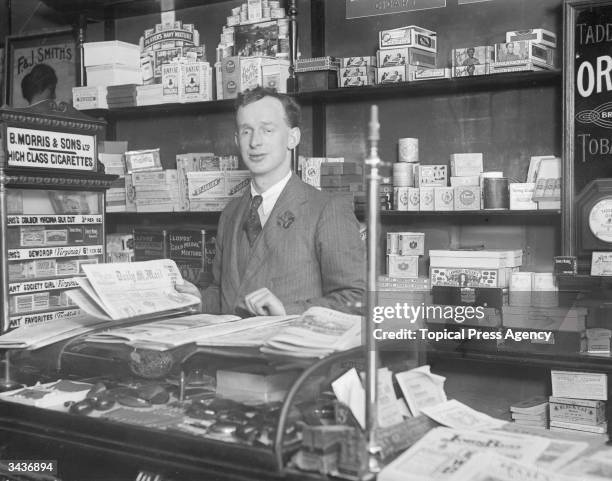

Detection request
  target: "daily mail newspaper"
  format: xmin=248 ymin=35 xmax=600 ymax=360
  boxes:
xmin=76 ymin=259 xmax=200 ymax=321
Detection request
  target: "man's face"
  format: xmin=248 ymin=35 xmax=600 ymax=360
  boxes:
xmin=235 ymin=96 xmax=300 ymax=180
xmin=507 ymin=43 xmax=514 ymax=53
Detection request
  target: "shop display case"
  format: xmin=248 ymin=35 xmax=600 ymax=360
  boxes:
xmin=0 ymin=337 xmax=406 ymax=481
xmin=0 ymin=102 xmax=115 ymax=335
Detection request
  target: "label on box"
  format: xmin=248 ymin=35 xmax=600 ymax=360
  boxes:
xmin=342 ymin=56 xmax=376 ymax=68
xmin=509 ymin=183 xmax=538 ymax=210
xmin=376 ymin=66 xmax=406 ymax=84
xmin=591 ymin=252 xmax=612 ymax=276
xmin=452 ymin=46 xmax=493 ymax=68
xmin=379 ymin=25 xmax=437 ymax=53
xmin=125 ymin=149 xmax=162 ymax=173
xmin=411 ymin=67 xmax=450 ymax=81
xmin=550 ymin=402 xmax=606 ymax=425
xmin=388 ymin=254 xmax=419 ymax=278
xmin=551 ymin=370 xmax=608 ymax=401
xmin=453 ymin=186 xmax=480 ymax=210
xmin=416 ymin=165 xmax=447 ymax=186
xmin=430 ymin=266 xmax=516 ymax=288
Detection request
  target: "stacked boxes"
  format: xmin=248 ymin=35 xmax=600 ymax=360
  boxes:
xmin=549 ymin=371 xmax=608 ymax=434
xmin=299 ymin=157 xmax=344 ymax=190
xmin=386 ymin=232 xmax=424 ymax=279
xmin=83 ymin=40 xmax=142 ymax=87
xmin=451 ymin=153 xmax=483 ymax=211
xmin=176 ymin=153 xmax=240 ymax=211
xmin=219 ymin=56 xmax=290 ymax=99
xmin=132 ymin=170 xmax=181 ymax=212
xmin=140 ymin=20 xmax=202 ymax=82
xmin=161 ymin=58 xmax=213 ymax=103
xmin=510 ymin=397 xmax=549 ymax=428
xmin=339 ymin=57 xmax=377 ymax=87
xmin=376 ymin=25 xmax=437 ymax=84
xmin=99 ymin=141 xmax=129 ymax=212
xmin=319 ymin=162 xmax=363 ymax=208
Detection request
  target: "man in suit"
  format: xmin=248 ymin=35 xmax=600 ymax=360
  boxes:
xmin=182 ymin=87 xmax=365 ymax=316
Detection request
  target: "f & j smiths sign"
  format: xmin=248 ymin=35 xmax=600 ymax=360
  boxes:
xmin=346 ymin=0 xmax=447 ymax=19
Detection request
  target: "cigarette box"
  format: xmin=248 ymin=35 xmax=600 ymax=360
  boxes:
xmin=452 ymin=46 xmax=494 ymax=69
xmin=341 ymin=56 xmax=377 ymax=68
xmin=407 ymin=187 xmax=420 ymax=211
xmin=375 ymin=66 xmax=406 ymax=84
xmin=33 ymin=259 xmax=56 ymax=277
xmin=398 ymin=232 xmax=425 ymax=256
xmin=9 ymin=262 xmax=34 ymax=280
xmin=453 ymin=64 xmax=488 ymax=77
xmin=450 ymin=176 xmax=480 ymax=187
xmin=56 ymin=259 xmax=79 ymax=276
xmin=377 ymin=48 xmax=436 ymax=68
xmin=454 ymin=186 xmax=481 ymax=210
xmin=124 ymin=149 xmax=162 ymax=173
xmin=340 ymin=75 xmax=374 ymax=87
xmin=509 ymin=183 xmax=538 ymax=210
xmin=387 ymin=254 xmax=419 ymax=278
xmin=179 ymin=62 xmax=212 ymax=102
xmin=379 ymin=25 xmax=437 ymax=53
xmin=387 ymin=232 xmax=400 ymax=255
xmin=429 ymin=249 xmax=523 ymax=269
xmin=450 ymin=153 xmax=483 ymax=177
xmin=73 ymin=86 xmax=108 ymax=110
xmin=549 ymin=400 xmax=606 ymax=425
xmin=551 ymin=370 xmax=608 ymax=401
xmin=430 ymin=266 xmax=518 ymax=288
xmin=339 ymin=67 xmax=375 ymax=87
xmin=506 ymin=29 xmax=557 ymax=48
xmin=415 ymin=165 xmax=447 ymax=186
xmin=226 ymin=171 xmax=252 ymax=197
xmin=494 ymin=41 xmax=555 ymax=69
xmin=262 ymin=59 xmax=290 ymax=93
xmin=83 ymin=40 xmax=141 ymax=67
xmin=410 ymin=67 xmax=451 ymax=81
xmin=419 ymin=186 xmax=434 ymax=211
xmin=44 ymin=229 xmax=68 ymax=246
xmin=187 ymin=171 xmax=226 ymax=199
xmin=20 ymin=226 xmax=45 ymax=247
xmin=434 ymin=187 xmax=454 ymax=211
xmin=489 ymin=61 xmax=545 ymax=74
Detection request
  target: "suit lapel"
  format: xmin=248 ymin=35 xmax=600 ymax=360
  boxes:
xmin=226 ymin=192 xmax=251 ymax=295
xmin=239 ymin=174 xmax=306 ymax=291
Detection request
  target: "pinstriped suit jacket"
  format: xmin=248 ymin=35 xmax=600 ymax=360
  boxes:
xmin=202 ymin=174 xmax=365 ymax=315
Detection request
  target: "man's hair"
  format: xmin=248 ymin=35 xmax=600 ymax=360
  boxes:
xmin=21 ymin=64 xmax=58 ymax=103
xmin=235 ymin=87 xmax=301 ymax=128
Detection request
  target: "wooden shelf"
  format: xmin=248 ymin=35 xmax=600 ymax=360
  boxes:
xmin=41 ymin=0 xmax=230 ymax=20
xmin=81 ymin=70 xmax=561 ymax=120
xmin=427 ymin=347 xmax=612 ymax=373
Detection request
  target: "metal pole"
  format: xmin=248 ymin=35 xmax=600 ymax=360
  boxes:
xmin=365 ymin=105 xmax=381 ymax=471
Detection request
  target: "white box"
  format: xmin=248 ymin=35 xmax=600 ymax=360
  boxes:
xmin=187 ymin=171 xmax=226 ymax=199
xmin=429 ymin=249 xmax=523 ymax=269
xmin=179 ymin=62 xmax=212 ymax=102
xmin=262 ymin=59 xmax=290 ymax=93
xmin=452 ymin=46 xmax=494 ymax=69
xmin=551 ymin=370 xmax=608 ymax=401
xmin=341 ymin=56 xmax=377 ymax=68
xmin=86 ymin=64 xmax=142 ymax=87
xmin=72 ymin=86 xmax=108 ymax=110
xmin=410 ymin=67 xmax=451 ymax=81
xmin=509 ymin=183 xmax=538 ymax=210
xmin=377 ymin=48 xmax=436 ymax=68
xmin=450 ymin=176 xmax=480 ymax=187
xmin=162 ymin=63 xmax=180 ymax=102
xmin=379 ymin=25 xmax=437 ymax=53
xmin=506 ymin=29 xmax=557 ymax=48
xmin=407 ymin=187 xmax=420 ymax=211
xmin=450 ymin=153 xmax=483 ymax=177
xmin=376 ymin=66 xmax=406 ymax=84
xmin=434 ymin=187 xmax=454 ymax=211
xmin=387 ymin=254 xmax=419 ymax=278
xmin=419 ymin=186 xmax=434 ymax=211
xmin=83 ymin=41 xmax=141 ymax=67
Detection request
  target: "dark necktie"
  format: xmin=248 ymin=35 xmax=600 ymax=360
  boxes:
xmin=244 ymin=195 xmax=263 ymax=246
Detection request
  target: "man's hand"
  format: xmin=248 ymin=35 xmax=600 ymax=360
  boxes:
xmin=244 ymin=288 xmax=286 ymax=316
xmin=175 ymin=280 xmax=202 ymax=311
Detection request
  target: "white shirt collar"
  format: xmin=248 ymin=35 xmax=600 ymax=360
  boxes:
xmin=250 ymin=171 xmax=292 ymax=225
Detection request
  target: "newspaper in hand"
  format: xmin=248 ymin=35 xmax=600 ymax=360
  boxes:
xmin=260 ymin=306 xmax=362 ymax=358
xmin=72 ymin=259 xmax=200 ymax=321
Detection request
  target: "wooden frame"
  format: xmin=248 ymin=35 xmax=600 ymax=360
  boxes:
xmin=3 ymin=27 xmax=77 ymax=108
xmin=563 ymin=0 xmax=612 ymax=257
